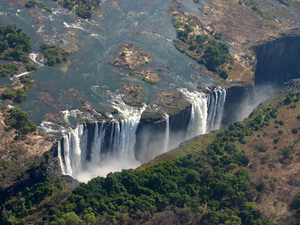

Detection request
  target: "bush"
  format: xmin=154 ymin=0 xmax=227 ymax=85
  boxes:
xmin=283 ymin=96 xmax=292 ymax=105
xmin=273 ymin=138 xmax=280 ymax=144
xmin=279 ymin=120 xmax=284 ymax=125
xmin=40 ymin=43 xmax=71 ymax=66
xmin=197 ymin=58 xmax=206 ymax=64
xmin=26 ymin=64 xmax=38 ymax=71
xmin=255 ymin=144 xmax=268 ymax=152
xmin=43 ymin=152 xmax=51 ymax=162
xmin=219 ymin=70 xmax=229 ymax=79
xmin=279 ymin=146 xmax=293 ymax=161
xmin=278 ymin=130 xmax=283 ymax=135
xmin=270 ymin=111 xmax=277 ymax=118
xmin=292 ymin=127 xmax=299 ymax=134
xmin=256 ymin=181 xmax=267 ymax=192
xmin=25 ymin=0 xmax=36 ymax=8
xmin=294 ymin=139 xmax=300 ymax=144
xmin=2 ymin=88 xmax=17 ymax=100
xmin=142 ymin=77 xmax=155 ymax=85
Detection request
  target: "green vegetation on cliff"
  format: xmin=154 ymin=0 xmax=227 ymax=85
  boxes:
xmin=40 ymin=43 xmax=71 ymax=66
xmin=54 ymin=0 xmax=101 ymax=19
xmin=171 ymin=16 xmax=232 ymax=77
xmin=0 ymin=23 xmax=33 ymax=63
xmin=0 ymin=153 xmax=69 ymax=225
xmin=1 ymin=75 xmax=34 ymax=103
xmin=4 ymin=107 xmax=37 ymax=136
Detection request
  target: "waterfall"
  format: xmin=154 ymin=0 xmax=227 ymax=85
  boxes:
xmin=57 ymin=89 xmax=226 ymax=182
xmin=57 ymin=94 xmax=146 ymax=181
xmin=163 ymin=113 xmax=170 ymax=153
xmin=57 ymin=141 xmax=65 ymax=174
xmin=180 ymin=89 xmax=208 ymax=138
xmin=63 ymin=134 xmax=73 ymax=176
xmin=180 ymin=87 xmax=226 ymax=138
xmin=90 ymin=122 xmax=105 ymax=165
xmin=206 ymin=88 xmax=226 ymax=131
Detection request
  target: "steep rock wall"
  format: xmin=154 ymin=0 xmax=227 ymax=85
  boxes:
xmin=254 ymin=33 xmax=300 ymax=85
xmin=222 ymin=84 xmax=255 ymax=127
xmin=134 ymin=105 xmax=192 ymax=162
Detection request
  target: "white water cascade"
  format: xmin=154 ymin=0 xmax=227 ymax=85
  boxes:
xmin=207 ymin=88 xmax=226 ymax=131
xmin=58 ymin=94 xmax=146 ymax=182
xmin=163 ymin=113 xmax=170 ymax=153
xmin=180 ymin=87 xmax=226 ymax=139
xmin=57 ymin=88 xmax=226 ymax=182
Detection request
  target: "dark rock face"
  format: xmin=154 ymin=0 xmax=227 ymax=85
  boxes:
xmin=254 ymin=34 xmax=300 ymax=85
xmin=222 ymin=85 xmax=255 ymax=128
xmin=135 ymin=105 xmax=191 ymax=163
xmin=50 ymin=142 xmax=80 ymax=191
xmin=222 ymin=34 xmax=300 ymax=127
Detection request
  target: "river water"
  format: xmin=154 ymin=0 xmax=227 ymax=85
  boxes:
xmin=0 ymin=0 xmax=215 ymax=124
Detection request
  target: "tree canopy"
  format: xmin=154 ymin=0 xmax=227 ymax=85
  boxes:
xmin=0 ymin=24 xmax=33 ymax=63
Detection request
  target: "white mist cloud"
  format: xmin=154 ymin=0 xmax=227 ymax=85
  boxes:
xmin=73 ymin=157 xmax=141 ymax=183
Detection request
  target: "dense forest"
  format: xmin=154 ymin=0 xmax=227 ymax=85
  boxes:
xmin=54 ymin=0 xmax=101 ymax=19
xmin=0 ymin=24 xmax=33 ymax=63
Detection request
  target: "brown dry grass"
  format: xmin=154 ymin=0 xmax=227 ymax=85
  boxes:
xmin=236 ymin=93 xmax=300 ymax=222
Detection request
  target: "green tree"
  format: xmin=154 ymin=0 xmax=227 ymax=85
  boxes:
xmin=62 ymin=212 xmax=80 ymax=225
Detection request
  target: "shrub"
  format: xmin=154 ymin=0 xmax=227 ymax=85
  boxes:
xmin=142 ymin=77 xmax=155 ymax=85
xmin=270 ymin=111 xmax=277 ymax=118
xmin=256 ymin=181 xmax=267 ymax=192
xmin=279 ymin=146 xmax=293 ymax=160
xmin=2 ymin=88 xmax=17 ymax=100
xmin=294 ymin=139 xmax=300 ymax=144
xmin=219 ymin=70 xmax=229 ymax=79
xmin=255 ymin=144 xmax=268 ymax=152
xmin=26 ymin=64 xmax=38 ymax=71
xmin=279 ymin=120 xmax=284 ymax=125
xmin=273 ymin=138 xmax=280 ymax=144
xmin=43 ymin=152 xmax=51 ymax=162
xmin=197 ymin=58 xmax=206 ymax=64
xmin=278 ymin=130 xmax=283 ymax=135
xmin=292 ymin=193 xmax=300 ymax=209
xmin=283 ymin=96 xmax=292 ymax=105
xmin=292 ymin=127 xmax=299 ymax=134
xmin=120 ymin=52 xmax=126 ymax=58
xmin=25 ymin=0 xmax=36 ymax=8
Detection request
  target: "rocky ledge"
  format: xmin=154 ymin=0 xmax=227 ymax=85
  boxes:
xmin=109 ymin=42 xmax=152 ymax=70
